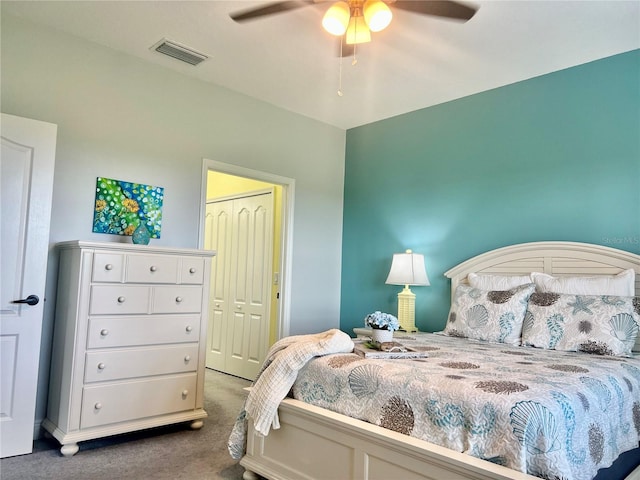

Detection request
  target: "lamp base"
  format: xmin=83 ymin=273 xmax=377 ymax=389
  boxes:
xmin=397 ymin=286 xmax=418 ymax=332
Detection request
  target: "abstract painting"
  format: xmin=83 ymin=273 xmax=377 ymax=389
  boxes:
xmin=93 ymin=177 xmax=164 ymax=239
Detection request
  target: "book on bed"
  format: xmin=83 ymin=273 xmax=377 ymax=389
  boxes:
xmin=353 ymin=340 xmax=430 ymax=359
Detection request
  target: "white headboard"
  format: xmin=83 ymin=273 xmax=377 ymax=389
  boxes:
xmin=444 ymin=241 xmax=640 ymax=351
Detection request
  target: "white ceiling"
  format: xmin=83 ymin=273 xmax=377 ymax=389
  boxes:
xmin=3 ymin=0 xmax=639 ymax=129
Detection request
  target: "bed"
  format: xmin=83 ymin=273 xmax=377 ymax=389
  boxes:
xmin=238 ymin=241 xmax=640 ymax=480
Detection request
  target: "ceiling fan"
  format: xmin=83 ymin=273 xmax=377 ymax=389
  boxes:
xmin=230 ymin=1 xmax=478 ymax=54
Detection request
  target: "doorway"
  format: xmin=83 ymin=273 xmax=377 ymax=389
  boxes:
xmin=199 ymin=159 xmax=294 ymax=380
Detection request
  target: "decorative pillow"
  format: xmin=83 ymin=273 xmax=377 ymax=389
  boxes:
xmin=531 ymin=269 xmax=636 ymax=297
xmin=468 ymin=273 xmax=532 ymax=291
xmin=444 ymin=283 xmax=535 ymax=345
xmin=522 ymin=292 xmax=640 ymax=357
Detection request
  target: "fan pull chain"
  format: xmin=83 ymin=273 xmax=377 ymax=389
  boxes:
xmin=337 ymin=38 xmax=344 ymax=96
xmin=336 ymin=36 xmax=359 ymax=96
xmin=338 ymin=57 xmax=344 ymax=96
xmin=351 ymin=13 xmax=359 ymax=65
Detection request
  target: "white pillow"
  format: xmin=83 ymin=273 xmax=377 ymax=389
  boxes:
xmin=531 ymin=269 xmax=636 ymax=296
xmin=468 ymin=273 xmax=532 ymax=291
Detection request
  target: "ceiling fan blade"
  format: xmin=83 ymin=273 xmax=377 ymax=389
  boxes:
xmin=230 ymin=1 xmax=315 ymax=22
xmin=391 ymin=1 xmax=478 ymax=22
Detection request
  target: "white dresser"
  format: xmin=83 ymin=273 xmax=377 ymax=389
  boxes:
xmin=43 ymin=241 xmax=215 ymax=456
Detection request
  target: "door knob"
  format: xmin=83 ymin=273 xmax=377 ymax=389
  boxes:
xmin=11 ymin=295 xmax=39 ymax=306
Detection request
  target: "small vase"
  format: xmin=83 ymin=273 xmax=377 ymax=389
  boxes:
xmin=371 ymin=327 xmax=393 ymax=344
xmin=132 ymin=223 xmax=151 ymax=245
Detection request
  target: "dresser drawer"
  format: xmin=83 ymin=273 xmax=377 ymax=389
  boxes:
xmin=84 ymin=344 xmax=199 ymax=383
xmin=87 ymin=315 xmax=201 ymax=348
xmin=80 ymin=373 xmax=197 ymax=429
xmin=126 ymin=254 xmax=178 ymax=284
xmin=92 ymin=253 xmax=124 ymax=282
xmin=89 ymin=285 xmax=150 ymax=315
xmin=180 ymin=257 xmax=205 ymax=284
xmin=152 ymin=286 xmax=203 ymax=314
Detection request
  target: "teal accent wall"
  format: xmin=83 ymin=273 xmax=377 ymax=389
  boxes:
xmin=340 ymin=50 xmax=640 ymax=335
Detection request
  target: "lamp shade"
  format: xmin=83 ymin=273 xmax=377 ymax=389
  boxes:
xmin=385 ymin=249 xmax=430 ymax=286
xmin=345 ymin=15 xmax=371 ymax=44
xmin=322 ymin=1 xmax=350 ymax=36
xmin=363 ymin=0 xmax=392 ymax=32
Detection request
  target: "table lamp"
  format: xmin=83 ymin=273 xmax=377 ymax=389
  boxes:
xmin=385 ymin=249 xmax=429 ymax=332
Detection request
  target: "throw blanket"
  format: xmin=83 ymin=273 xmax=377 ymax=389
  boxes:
xmin=228 ymin=328 xmax=354 ymax=459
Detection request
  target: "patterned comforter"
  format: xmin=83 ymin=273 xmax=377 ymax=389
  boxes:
xmin=291 ymin=333 xmax=640 ymax=480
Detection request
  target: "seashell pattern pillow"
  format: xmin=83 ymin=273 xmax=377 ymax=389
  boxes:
xmin=444 ymin=283 xmax=535 ymax=345
xmin=522 ymin=292 xmax=640 ymax=357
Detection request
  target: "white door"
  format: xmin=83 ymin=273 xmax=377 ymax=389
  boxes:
xmin=205 ymin=192 xmax=273 ymax=380
xmin=0 ymin=114 xmax=57 ymax=458
xmin=205 ymin=200 xmax=232 ymax=372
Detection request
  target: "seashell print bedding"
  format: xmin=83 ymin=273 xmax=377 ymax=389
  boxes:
xmin=292 ymin=333 xmax=640 ymax=480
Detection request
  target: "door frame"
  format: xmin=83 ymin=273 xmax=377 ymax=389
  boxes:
xmin=199 ymin=159 xmax=294 ymax=341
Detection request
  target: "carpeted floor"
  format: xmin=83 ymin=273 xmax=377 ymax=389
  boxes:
xmin=0 ymin=369 xmax=251 ymax=480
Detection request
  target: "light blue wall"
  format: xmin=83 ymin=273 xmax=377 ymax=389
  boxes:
xmin=340 ymin=50 xmax=640 ymax=335
xmin=2 ymin=14 xmax=345 ymax=430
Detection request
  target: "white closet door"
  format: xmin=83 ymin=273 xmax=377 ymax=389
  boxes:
xmin=226 ymin=193 xmax=273 ymax=380
xmin=205 ymin=192 xmax=273 ymax=380
xmin=204 ymin=200 xmax=232 ymax=372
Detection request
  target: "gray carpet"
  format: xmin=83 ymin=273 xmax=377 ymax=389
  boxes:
xmin=0 ymin=369 xmax=251 ymax=480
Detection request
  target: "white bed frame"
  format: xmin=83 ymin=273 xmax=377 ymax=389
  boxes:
xmin=241 ymin=241 xmax=640 ymax=480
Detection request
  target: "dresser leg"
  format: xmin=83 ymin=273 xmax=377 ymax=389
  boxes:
xmin=242 ymin=470 xmax=259 ymax=480
xmin=189 ymin=419 xmax=204 ymax=430
xmin=60 ymin=443 xmax=79 ymax=457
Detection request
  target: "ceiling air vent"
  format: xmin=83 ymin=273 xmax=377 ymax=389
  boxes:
xmin=151 ymin=38 xmax=208 ymax=66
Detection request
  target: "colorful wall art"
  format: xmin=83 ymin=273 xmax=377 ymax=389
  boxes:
xmin=93 ymin=177 xmax=164 ymax=239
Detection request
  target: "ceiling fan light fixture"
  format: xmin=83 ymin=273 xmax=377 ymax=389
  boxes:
xmin=322 ymin=1 xmax=351 ymax=36
xmin=363 ymin=0 xmax=392 ymax=32
xmin=345 ymin=14 xmax=371 ymax=45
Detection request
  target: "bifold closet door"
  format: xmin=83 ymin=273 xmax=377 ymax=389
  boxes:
xmin=205 ymin=193 xmax=273 ymax=380
xmin=205 ymin=200 xmax=231 ymax=373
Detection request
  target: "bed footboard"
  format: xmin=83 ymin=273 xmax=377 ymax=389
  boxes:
xmin=240 ymin=396 xmax=538 ymax=480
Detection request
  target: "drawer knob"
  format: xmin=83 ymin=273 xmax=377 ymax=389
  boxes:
xmin=94 ymin=402 xmax=103 ymax=410
xmin=189 ymin=267 xmax=196 ymax=274
xmin=175 ymin=296 xmax=183 ymax=303
xmin=117 ymin=296 xmax=126 ymax=303
xmin=150 ymin=265 xmax=157 ymax=272
xmin=215 ymin=303 xmax=221 ymax=308
xmin=105 ymin=264 xmax=113 ymax=271
xmin=100 ymin=329 xmax=109 ymax=336
xmin=184 ymin=355 xmax=191 ymax=362
xmin=182 ymin=390 xmax=189 ymax=397
xmin=97 ymin=362 xmax=106 ymax=370
xmin=185 ymin=325 xmax=193 ymax=333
